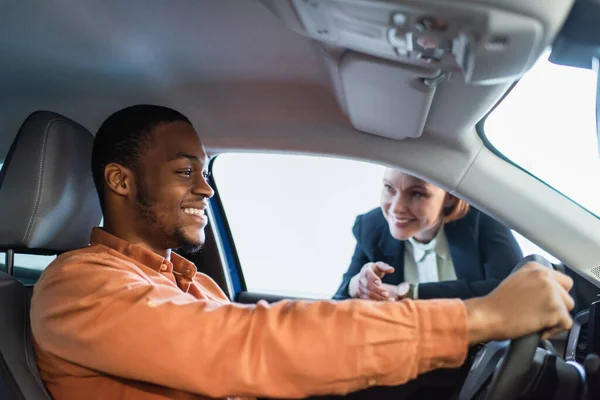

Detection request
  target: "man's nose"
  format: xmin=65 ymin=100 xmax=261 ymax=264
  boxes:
xmin=192 ymin=176 xmax=215 ymax=199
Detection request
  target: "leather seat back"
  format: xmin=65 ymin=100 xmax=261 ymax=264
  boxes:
xmin=0 ymin=272 xmax=50 ymax=400
xmin=0 ymin=111 xmax=102 ymax=399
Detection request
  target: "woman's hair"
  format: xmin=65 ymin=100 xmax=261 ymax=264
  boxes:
xmin=442 ymin=196 xmax=470 ymax=223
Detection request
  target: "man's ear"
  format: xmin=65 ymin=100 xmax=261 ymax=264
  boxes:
xmin=104 ymin=163 xmax=134 ymax=197
xmin=443 ymin=193 xmax=459 ymax=208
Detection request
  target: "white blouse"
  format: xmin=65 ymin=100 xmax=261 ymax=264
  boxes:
xmin=403 ymin=227 xmax=457 ymax=299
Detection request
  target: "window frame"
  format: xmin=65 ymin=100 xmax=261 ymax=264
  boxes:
xmin=208 ymin=156 xmax=247 ymax=298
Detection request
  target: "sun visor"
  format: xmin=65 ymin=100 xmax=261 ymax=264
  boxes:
xmin=337 ymin=52 xmax=440 ymax=140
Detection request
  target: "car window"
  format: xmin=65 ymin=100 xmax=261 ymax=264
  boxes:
xmin=0 ymin=253 xmax=57 ymax=285
xmin=13 ymin=254 xmax=57 ymax=270
xmin=483 ymin=51 xmax=600 ymax=217
xmin=511 ymin=231 xmax=559 ymax=264
xmin=0 ymin=254 xmax=57 ymax=272
xmin=212 ymin=153 xmax=558 ymax=298
xmin=213 ymin=153 xmax=385 ymax=298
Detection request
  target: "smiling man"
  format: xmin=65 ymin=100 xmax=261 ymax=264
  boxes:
xmin=94 ymin=109 xmax=213 ymax=258
xmin=31 ymin=105 xmax=575 ymax=400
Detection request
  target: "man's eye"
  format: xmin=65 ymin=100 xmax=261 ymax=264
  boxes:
xmin=202 ymin=171 xmax=211 ymax=179
xmin=178 ymin=169 xmax=193 ymax=177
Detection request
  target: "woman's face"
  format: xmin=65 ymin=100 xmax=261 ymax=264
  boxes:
xmin=380 ymin=169 xmax=455 ymax=243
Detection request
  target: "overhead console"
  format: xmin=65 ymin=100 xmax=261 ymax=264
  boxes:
xmin=271 ymin=0 xmax=558 ymax=84
xmin=261 ymin=0 xmax=574 ymax=139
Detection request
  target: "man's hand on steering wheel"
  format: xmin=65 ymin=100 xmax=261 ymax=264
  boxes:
xmin=458 ymin=256 xmax=575 ymax=400
xmin=464 ymin=261 xmax=574 ymax=344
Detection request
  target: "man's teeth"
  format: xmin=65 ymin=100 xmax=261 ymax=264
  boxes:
xmin=184 ymin=208 xmax=204 ymax=216
xmin=394 ymin=218 xmax=410 ymax=223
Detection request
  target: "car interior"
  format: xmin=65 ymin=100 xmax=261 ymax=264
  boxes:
xmin=1 ymin=0 xmax=600 ymax=399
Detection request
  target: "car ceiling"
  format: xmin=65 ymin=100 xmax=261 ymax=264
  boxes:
xmin=0 ymin=0 xmax=574 ymax=157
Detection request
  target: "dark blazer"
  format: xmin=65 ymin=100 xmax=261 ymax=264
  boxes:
xmin=334 ymin=207 xmax=523 ymax=300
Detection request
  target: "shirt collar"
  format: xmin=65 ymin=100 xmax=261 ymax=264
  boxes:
xmin=89 ymin=227 xmax=197 ymax=280
xmin=406 ymin=226 xmax=449 ymax=263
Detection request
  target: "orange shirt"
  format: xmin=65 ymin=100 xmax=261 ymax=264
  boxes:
xmin=31 ymin=228 xmax=468 ymax=400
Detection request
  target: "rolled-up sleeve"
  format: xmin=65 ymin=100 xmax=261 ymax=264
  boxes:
xmin=31 ymin=253 xmax=468 ymax=399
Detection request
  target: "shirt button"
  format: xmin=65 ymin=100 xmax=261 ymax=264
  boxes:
xmin=367 ymin=378 xmax=378 ymax=386
xmin=160 ymin=264 xmax=168 ymax=271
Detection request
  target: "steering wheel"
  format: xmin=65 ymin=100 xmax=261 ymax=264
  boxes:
xmin=458 ymin=254 xmax=555 ymax=400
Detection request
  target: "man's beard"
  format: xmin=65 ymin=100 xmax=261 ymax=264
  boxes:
xmin=135 ymin=176 xmax=204 ymax=254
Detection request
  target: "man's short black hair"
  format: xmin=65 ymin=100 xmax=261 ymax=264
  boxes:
xmin=91 ymin=104 xmax=191 ymax=212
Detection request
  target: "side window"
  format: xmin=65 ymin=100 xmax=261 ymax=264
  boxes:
xmin=212 ymin=154 xmax=561 ymax=299
xmin=212 ymin=153 xmax=384 ymax=298
xmin=483 ymin=52 xmax=599 ymax=218
xmin=511 ymin=231 xmax=560 ymax=264
xmin=0 ymin=253 xmax=57 ymax=285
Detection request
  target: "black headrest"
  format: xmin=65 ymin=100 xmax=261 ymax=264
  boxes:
xmin=0 ymin=111 xmax=102 ymax=253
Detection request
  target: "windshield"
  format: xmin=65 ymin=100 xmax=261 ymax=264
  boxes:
xmin=484 ymin=52 xmax=600 ymax=217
